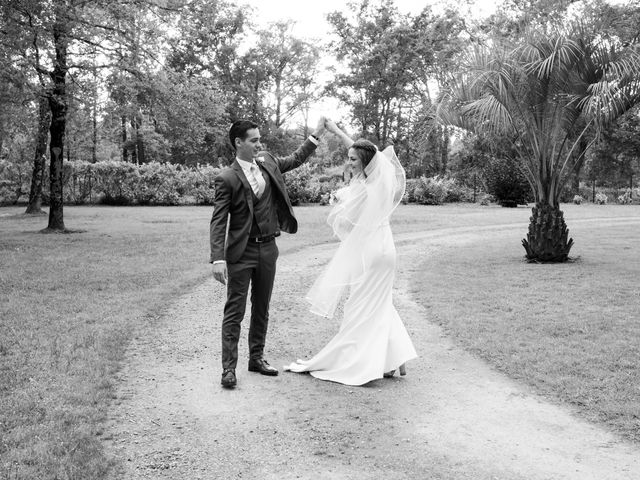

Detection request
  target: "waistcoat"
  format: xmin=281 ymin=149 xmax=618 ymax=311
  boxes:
xmin=249 ymin=165 xmax=279 ymax=237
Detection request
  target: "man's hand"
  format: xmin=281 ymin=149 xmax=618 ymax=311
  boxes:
xmin=212 ymin=262 xmax=228 ymax=285
xmin=312 ymin=115 xmax=326 ymax=138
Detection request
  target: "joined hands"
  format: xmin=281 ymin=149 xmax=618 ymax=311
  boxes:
xmin=311 ymin=116 xmax=344 ymax=139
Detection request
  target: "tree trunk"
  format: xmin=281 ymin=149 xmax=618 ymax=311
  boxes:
xmin=92 ymin=91 xmax=97 ymax=163
xmin=46 ymin=17 xmax=69 ymax=231
xmin=522 ymin=203 xmax=574 ymax=262
xmin=136 ymin=119 xmax=145 ymax=164
xmin=130 ymin=117 xmax=138 ymax=164
xmin=91 ymin=57 xmax=98 ymax=164
xmin=121 ymin=115 xmax=129 ymax=162
xmin=570 ymin=137 xmax=588 ymax=195
xmin=25 ymin=95 xmax=51 ymax=214
xmin=302 ymin=104 xmax=309 ymax=138
xmin=274 ymin=75 xmax=282 ymax=128
xmin=441 ymin=127 xmax=449 ymax=174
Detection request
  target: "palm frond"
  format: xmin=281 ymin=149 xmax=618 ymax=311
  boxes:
xmin=460 ymin=94 xmax=513 ymax=133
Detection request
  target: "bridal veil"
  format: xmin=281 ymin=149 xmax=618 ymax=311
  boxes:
xmin=306 ymin=145 xmax=406 ymax=317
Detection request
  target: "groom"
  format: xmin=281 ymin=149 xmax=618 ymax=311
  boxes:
xmin=210 ymin=117 xmax=325 ymax=388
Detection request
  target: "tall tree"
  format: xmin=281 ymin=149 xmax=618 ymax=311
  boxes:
xmin=166 ymin=0 xmax=250 ymax=117
xmin=328 ymin=0 xmax=467 ymax=177
xmin=438 ymin=27 xmax=640 ymax=261
xmin=2 ymin=0 xmax=173 ymax=228
xmin=255 ymin=21 xmax=321 ymax=131
xmin=589 ymin=108 xmax=640 ymax=191
xmin=1 ymin=0 xmax=52 ymax=213
xmin=327 ymin=0 xmax=416 ymax=144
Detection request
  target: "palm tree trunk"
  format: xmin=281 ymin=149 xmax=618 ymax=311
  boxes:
xmin=522 ymin=203 xmax=574 ymax=262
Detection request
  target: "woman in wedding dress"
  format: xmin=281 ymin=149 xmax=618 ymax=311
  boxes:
xmin=284 ymin=119 xmax=417 ymax=386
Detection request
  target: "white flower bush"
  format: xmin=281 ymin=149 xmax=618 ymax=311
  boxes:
xmin=617 ymin=189 xmax=632 ymax=204
xmin=595 ymin=192 xmax=608 ymax=205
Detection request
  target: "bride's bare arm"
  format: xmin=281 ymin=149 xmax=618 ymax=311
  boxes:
xmin=325 ymin=118 xmax=354 ymax=148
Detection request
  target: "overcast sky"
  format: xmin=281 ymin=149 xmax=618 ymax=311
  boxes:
xmin=250 ymin=0 xmax=498 ymax=40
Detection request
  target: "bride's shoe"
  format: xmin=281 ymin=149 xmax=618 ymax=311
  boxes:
xmin=384 ymin=363 xmax=406 ymax=378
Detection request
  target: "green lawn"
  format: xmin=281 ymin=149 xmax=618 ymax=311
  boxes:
xmin=0 ymin=203 xmax=638 ymax=478
xmin=408 ymin=204 xmax=640 ymax=442
xmin=0 ymin=205 xmax=338 ymax=479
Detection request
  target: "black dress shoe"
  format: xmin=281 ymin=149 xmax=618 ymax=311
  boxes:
xmin=221 ymin=369 xmax=237 ymax=388
xmin=248 ymin=358 xmax=279 ymax=376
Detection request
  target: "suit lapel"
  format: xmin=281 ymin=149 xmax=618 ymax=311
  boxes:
xmin=231 ymin=161 xmax=254 ymax=214
xmin=257 ymin=158 xmax=285 ymax=198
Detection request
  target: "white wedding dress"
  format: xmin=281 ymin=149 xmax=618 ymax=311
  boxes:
xmin=284 ymin=146 xmax=417 ymax=385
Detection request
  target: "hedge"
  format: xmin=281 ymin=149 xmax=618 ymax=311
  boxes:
xmin=1 ymin=160 xmax=505 ymax=207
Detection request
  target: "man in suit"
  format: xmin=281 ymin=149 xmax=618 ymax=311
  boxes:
xmin=210 ymin=117 xmax=325 ymax=388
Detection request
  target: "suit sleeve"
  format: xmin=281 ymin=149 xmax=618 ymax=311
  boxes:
xmin=209 ymin=175 xmax=230 ymax=263
xmin=276 ymin=138 xmax=318 ymax=174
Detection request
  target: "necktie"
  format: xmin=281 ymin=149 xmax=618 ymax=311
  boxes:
xmin=250 ymin=163 xmax=266 ymax=198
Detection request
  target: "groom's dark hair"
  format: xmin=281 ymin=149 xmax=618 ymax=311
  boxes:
xmin=229 ymin=120 xmax=259 ymax=151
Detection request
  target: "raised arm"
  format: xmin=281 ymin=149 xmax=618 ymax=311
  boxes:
xmin=276 ymin=116 xmax=326 ymax=174
xmin=325 ymin=118 xmax=354 ymax=148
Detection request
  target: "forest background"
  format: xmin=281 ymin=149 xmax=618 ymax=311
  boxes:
xmin=2 ymin=0 xmax=640 ymax=219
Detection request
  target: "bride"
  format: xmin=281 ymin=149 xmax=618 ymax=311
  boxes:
xmin=284 ymin=119 xmax=417 ymax=385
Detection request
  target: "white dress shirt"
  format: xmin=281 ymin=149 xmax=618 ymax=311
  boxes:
xmin=237 ymin=157 xmax=266 ymax=198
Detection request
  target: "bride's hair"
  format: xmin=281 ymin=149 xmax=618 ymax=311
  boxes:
xmin=351 ymin=139 xmax=377 ymax=168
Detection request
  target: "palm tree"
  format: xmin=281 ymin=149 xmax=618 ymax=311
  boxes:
xmin=438 ymin=28 xmax=640 ymax=262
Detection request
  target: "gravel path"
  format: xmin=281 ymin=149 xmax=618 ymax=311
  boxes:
xmin=104 ymin=221 xmax=640 ymax=479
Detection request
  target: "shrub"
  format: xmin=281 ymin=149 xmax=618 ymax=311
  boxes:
xmin=479 ymin=193 xmax=495 ymax=206
xmin=186 ymin=164 xmax=218 ymax=205
xmin=483 ymin=157 xmax=531 ymax=207
xmin=403 ymin=179 xmax=420 ymax=203
xmin=595 ymin=192 xmax=608 ymax=205
xmin=444 ymin=181 xmax=476 ymax=203
xmin=412 ymin=176 xmax=475 ymax=205
xmin=65 ymin=161 xmax=97 ymax=204
xmin=284 ymin=163 xmax=316 ymax=205
xmin=54 ymin=160 xmax=220 ymax=206
xmin=617 ymin=189 xmax=632 ymax=204
xmin=0 ymin=158 xmax=30 ymax=205
xmin=401 ymin=176 xmax=478 ymax=204
xmin=416 ymin=176 xmax=449 ymax=205
xmin=92 ymin=161 xmax=137 ymax=205
xmin=133 ymin=162 xmax=182 ymax=205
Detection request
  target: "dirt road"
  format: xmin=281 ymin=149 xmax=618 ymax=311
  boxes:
xmin=104 ymin=222 xmax=640 ymax=479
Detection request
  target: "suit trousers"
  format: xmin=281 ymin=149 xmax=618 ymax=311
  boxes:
xmin=221 ymin=240 xmax=279 ymax=370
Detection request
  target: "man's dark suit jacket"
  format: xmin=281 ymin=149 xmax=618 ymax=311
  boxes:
xmin=209 ymin=138 xmax=317 ymax=264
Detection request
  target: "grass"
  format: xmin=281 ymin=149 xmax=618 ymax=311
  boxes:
xmin=0 ymin=205 xmax=334 ymax=479
xmin=408 ymin=203 xmax=640 ymax=442
xmin=1 ymin=203 xmax=639 ymax=478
